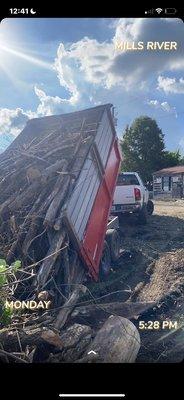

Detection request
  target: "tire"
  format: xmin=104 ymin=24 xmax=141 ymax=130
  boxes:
xmin=105 ymin=229 xmax=121 ymax=262
xmin=147 ymin=200 xmax=154 ymax=215
xmin=99 ymin=240 xmax=111 ymax=280
xmin=137 ymin=205 xmax=148 ymax=225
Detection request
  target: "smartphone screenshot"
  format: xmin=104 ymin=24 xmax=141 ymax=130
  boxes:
xmin=0 ymin=5 xmax=183 ymax=399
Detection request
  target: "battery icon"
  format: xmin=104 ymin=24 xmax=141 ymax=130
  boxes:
xmin=165 ymin=8 xmax=177 ymax=15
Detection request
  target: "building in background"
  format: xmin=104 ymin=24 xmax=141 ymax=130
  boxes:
xmin=153 ymin=166 xmax=184 ymax=200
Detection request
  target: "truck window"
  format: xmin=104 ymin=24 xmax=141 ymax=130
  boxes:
xmin=117 ymin=174 xmax=140 ymax=186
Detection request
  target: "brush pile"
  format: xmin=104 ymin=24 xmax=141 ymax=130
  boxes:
xmin=0 ymin=106 xmax=143 ymax=364
xmin=0 ymin=109 xmax=100 ymax=301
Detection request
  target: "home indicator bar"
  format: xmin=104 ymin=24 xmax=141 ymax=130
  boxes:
xmin=59 ymin=395 xmax=125 ymax=398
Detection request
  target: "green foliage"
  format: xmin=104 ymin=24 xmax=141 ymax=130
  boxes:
xmin=0 ymin=259 xmax=21 ymax=288
xmin=0 ymin=303 xmax=13 ymax=326
xmin=121 ymin=116 xmax=182 ymax=182
xmin=179 ymin=156 xmax=184 ymax=165
xmin=0 ymin=265 xmax=7 ymax=287
xmin=0 ymin=259 xmax=6 ymax=267
xmin=162 ymin=150 xmax=182 ymax=168
xmin=0 ymin=259 xmax=21 ymax=326
xmin=11 ymin=260 xmax=21 ymax=272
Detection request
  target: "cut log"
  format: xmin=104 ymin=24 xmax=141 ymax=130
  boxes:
xmin=0 ymin=326 xmax=62 ymax=353
xmin=77 ymin=315 xmax=141 ymax=363
xmin=40 ymin=161 xmax=68 ymax=213
xmin=63 ymin=250 xmax=85 ymax=298
xmin=40 ymin=329 xmax=63 ymax=348
xmin=59 ymin=323 xmax=92 ymax=349
xmin=43 ymin=176 xmax=70 ymax=227
xmin=43 ymin=159 xmax=67 ymax=180
xmin=21 ymin=215 xmax=42 ymax=256
xmin=54 ymin=284 xmax=87 ymax=330
xmin=49 ymin=323 xmax=92 ymax=363
xmin=62 ymin=247 xmax=71 ymax=298
xmin=35 ymin=229 xmax=67 ymax=289
xmin=72 ymin=301 xmax=156 ymax=322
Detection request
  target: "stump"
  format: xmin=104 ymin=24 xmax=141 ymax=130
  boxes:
xmin=78 ymin=315 xmax=141 ymax=363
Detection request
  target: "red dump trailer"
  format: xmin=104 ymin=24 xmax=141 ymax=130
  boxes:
xmin=3 ymin=104 xmax=121 ymax=285
xmin=62 ymin=104 xmax=122 ymax=280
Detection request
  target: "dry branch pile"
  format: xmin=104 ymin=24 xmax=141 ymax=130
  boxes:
xmin=0 ymin=111 xmax=99 ymax=303
xmin=0 ymin=128 xmax=90 ymax=258
xmin=0 ymin=106 xmax=144 ymax=363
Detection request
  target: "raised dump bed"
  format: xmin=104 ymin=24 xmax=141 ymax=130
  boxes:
xmin=0 ymin=104 xmax=121 ymax=297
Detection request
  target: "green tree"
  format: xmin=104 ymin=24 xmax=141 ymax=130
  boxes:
xmin=179 ymin=155 xmax=184 ymax=165
xmin=121 ymin=116 xmax=165 ymax=182
xmin=162 ymin=150 xmax=181 ymax=168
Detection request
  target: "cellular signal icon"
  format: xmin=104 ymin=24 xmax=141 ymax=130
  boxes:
xmin=145 ymin=9 xmax=154 ymax=14
xmin=155 ymin=8 xmax=163 ymax=14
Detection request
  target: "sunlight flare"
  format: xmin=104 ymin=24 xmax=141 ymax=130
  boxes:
xmin=0 ymin=43 xmax=53 ymax=70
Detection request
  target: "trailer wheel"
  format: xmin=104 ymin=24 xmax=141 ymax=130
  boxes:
xmin=106 ymin=229 xmax=121 ymax=262
xmin=99 ymin=241 xmax=111 ymax=280
xmin=147 ymin=200 xmax=154 ymax=215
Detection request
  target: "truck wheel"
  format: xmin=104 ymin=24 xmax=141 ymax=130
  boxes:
xmin=106 ymin=229 xmax=121 ymax=262
xmin=137 ymin=205 xmax=148 ymax=225
xmin=147 ymin=200 xmax=154 ymax=215
xmin=99 ymin=241 xmax=111 ymax=280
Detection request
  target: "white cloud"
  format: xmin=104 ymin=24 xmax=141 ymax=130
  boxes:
xmin=109 ymin=18 xmax=184 ymax=89
xmin=1 ymin=18 xmax=184 ymax=145
xmin=52 ymin=18 xmax=184 ymax=93
xmin=157 ymin=76 xmax=184 ymax=94
xmin=0 ymin=85 xmax=75 ymax=138
xmin=54 ymin=43 xmax=80 ymax=104
xmin=0 ymin=107 xmax=30 ymax=137
xmin=54 ymin=38 xmax=114 ymax=90
xmin=34 ymin=86 xmax=73 ymax=116
xmin=147 ymin=99 xmax=177 ymax=117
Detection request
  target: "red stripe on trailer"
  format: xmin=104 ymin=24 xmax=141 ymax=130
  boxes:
xmin=80 ymin=138 xmax=121 ymax=280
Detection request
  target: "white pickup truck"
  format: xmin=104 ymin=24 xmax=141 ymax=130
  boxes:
xmin=111 ymin=172 xmax=154 ymax=224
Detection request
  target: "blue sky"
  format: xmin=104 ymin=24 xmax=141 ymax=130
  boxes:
xmin=0 ymin=17 xmax=184 ymax=152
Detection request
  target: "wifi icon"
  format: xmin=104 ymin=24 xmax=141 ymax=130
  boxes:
xmin=156 ymin=8 xmax=163 ymax=14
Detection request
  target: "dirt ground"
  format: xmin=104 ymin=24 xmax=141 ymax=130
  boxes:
xmin=87 ymin=199 xmax=184 ymax=363
xmin=121 ymin=200 xmax=184 ymax=363
xmin=1 ymin=199 xmax=184 ymax=363
xmin=120 ymin=199 xmax=184 ymax=296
